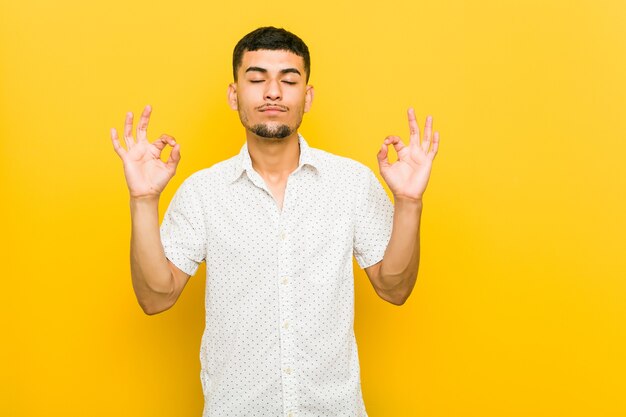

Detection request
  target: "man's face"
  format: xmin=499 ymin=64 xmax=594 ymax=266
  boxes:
xmin=228 ymin=49 xmax=314 ymax=139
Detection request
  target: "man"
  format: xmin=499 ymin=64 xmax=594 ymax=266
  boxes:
xmin=110 ymin=26 xmax=439 ymax=417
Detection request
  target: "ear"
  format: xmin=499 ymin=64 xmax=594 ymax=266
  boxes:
xmin=227 ymin=83 xmax=238 ymax=110
xmin=304 ymin=85 xmax=314 ymax=113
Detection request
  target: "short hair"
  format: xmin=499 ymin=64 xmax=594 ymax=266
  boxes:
xmin=232 ymin=26 xmax=311 ymax=83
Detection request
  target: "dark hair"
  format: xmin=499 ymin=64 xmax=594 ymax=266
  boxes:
xmin=232 ymin=26 xmax=311 ymax=83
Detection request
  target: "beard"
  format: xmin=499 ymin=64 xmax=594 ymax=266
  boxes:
xmin=238 ymin=106 xmax=303 ymax=140
xmin=249 ymin=123 xmax=293 ymax=139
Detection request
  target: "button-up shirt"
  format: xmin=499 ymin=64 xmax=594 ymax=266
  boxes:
xmin=160 ymin=134 xmax=394 ymax=416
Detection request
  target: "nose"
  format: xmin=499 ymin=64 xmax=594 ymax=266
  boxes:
xmin=264 ymin=79 xmax=282 ymax=101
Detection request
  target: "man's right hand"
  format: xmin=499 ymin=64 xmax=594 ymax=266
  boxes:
xmin=110 ymin=105 xmax=180 ymax=199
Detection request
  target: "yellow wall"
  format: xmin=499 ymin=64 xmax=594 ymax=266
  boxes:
xmin=1 ymin=0 xmax=625 ymax=415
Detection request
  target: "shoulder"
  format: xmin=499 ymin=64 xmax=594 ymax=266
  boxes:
xmin=309 ymin=146 xmax=375 ymax=181
xmin=307 ymin=145 xmax=390 ymax=202
xmin=169 ymin=154 xmax=239 ymax=204
xmin=179 ymin=155 xmax=238 ymax=188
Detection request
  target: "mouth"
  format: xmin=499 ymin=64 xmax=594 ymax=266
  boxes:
xmin=258 ymin=105 xmax=288 ymax=113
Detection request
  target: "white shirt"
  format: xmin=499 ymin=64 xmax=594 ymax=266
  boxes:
xmin=160 ymin=134 xmax=394 ymax=417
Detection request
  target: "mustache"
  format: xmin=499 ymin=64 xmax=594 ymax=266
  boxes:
xmin=257 ymin=104 xmax=289 ymax=111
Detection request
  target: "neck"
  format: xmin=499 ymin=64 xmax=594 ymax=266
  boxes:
xmin=246 ymin=130 xmax=301 ymax=181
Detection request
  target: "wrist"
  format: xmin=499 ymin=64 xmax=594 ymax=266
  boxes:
xmin=393 ymin=195 xmax=424 ymax=208
xmin=130 ymin=194 xmax=160 ymax=207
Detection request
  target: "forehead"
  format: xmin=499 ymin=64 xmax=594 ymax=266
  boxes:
xmin=240 ymin=49 xmax=305 ymax=74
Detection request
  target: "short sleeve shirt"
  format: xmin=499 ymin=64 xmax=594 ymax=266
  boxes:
xmin=160 ymin=134 xmax=394 ymax=417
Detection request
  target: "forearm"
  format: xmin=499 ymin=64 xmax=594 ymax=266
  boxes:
xmin=130 ymin=197 xmax=174 ymax=312
xmin=379 ymin=197 xmax=423 ymax=296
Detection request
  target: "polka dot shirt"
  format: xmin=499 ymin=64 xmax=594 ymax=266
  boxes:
xmin=160 ymin=134 xmax=394 ymax=417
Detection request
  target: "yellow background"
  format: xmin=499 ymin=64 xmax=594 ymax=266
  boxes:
xmin=1 ymin=0 xmax=625 ymax=415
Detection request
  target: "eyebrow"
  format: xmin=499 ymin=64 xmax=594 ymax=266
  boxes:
xmin=245 ymin=66 xmax=302 ymax=76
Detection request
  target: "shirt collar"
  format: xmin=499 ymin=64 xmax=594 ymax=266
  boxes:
xmin=230 ymin=133 xmax=320 ymax=183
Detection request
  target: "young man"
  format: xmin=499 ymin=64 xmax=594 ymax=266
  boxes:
xmin=110 ymin=26 xmax=439 ymax=417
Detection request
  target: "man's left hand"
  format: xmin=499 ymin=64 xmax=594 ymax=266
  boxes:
xmin=376 ymin=108 xmax=440 ymax=202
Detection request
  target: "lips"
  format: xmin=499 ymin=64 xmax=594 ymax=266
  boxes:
xmin=259 ymin=105 xmax=287 ymax=112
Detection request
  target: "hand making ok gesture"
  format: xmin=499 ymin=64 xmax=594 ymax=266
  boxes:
xmin=377 ymin=108 xmax=440 ymax=202
xmin=110 ymin=105 xmax=181 ymax=199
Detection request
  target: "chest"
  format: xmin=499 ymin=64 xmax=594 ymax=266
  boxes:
xmin=204 ymin=177 xmax=356 ymax=318
xmin=207 ymin=175 xmax=355 ymax=260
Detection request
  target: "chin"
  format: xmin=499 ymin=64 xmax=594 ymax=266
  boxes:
xmin=249 ymin=123 xmax=293 ymax=139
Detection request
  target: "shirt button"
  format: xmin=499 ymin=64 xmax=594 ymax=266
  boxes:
xmin=283 ymin=320 xmax=289 ymax=329
xmin=284 ymin=367 xmax=292 ymax=374
xmin=280 ymin=231 xmax=287 ymax=240
xmin=282 ymin=277 xmax=289 ymax=285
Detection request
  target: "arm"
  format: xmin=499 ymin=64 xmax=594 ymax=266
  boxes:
xmin=365 ymin=197 xmax=422 ymax=305
xmin=111 ymin=105 xmax=187 ymax=315
xmin=130 ymin=196 xmax=191 ymax=315
xmin=365 ymin=108 xmax=439 ymax=305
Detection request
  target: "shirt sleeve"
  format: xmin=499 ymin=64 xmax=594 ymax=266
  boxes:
xmin=353 ymin=167 xmax=394 ymax=269
xmin=159 ymin=177 xmax=208 ymax=276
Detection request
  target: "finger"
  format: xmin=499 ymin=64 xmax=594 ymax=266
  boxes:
xmin=407 ymin=107 xmax=420 ymax=148
xmin=429 ymin=131 xmax=440 ymax=159
xmin=422 ymin=115 xmax=433 ymax=153
xmin=110 ymin=128 xmax=127 ymax=160
xmin=161 ymin=134 xmax=176 ymax=146
xmin=152 ymin=134 xmax=177 ymax=151
xmin=377 ymin=142 xmax=390 ymax=169
xmin=136 ymin=105 xmax=152 ymax=142
xmin=123 ymin=111 xmax=134 ymax=149
xmin=166 ymin=143 xmax=181 ymax=172
xmin=384 ymin=135 xmax=406 ymax=154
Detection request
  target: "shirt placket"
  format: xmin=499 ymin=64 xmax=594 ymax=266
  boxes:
xmin=247 ymin=167 xmax=299 ymax=417
xmin=278 ymin=173 xmax=298 ymax=417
